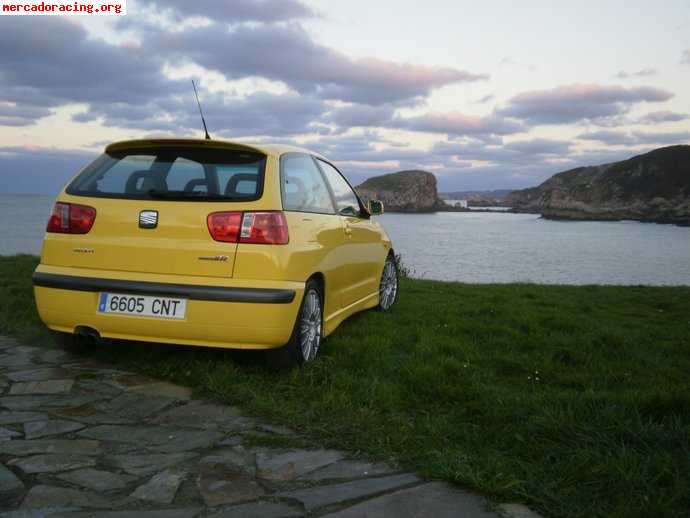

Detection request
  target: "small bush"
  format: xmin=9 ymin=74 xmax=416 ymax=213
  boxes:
xmin=394 ymin=252 xmax=412 ymax=279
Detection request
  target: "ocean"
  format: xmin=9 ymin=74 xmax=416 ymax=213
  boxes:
xmin=1 ymin=194 xmax=689 ymax=285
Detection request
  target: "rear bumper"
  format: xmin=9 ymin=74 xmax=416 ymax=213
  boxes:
xmin=32 ymin=272 xmax=295 ymax=304
xmin=32 ymin=265 xmax=303 ymax=350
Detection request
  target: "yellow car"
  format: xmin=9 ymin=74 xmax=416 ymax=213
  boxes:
xmin=32 ymin=139 xmax=398 ymax=368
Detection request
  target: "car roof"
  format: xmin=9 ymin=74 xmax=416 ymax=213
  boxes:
xmin=105 ymin=138 xmax=327 ymax=161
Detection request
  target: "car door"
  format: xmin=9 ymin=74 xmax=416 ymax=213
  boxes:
xmin=279 ymin=153 xmax=350 ymax=319
xmin=316 ymin=158 xmax=384 ymax=307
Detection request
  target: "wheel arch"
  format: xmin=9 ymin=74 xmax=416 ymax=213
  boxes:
xmin=307 ymin=271 xmax=333 ymax=328
xmin=307 ymin=271 xmax=325 ymax=293
xmin=382 ymin=247 xmax=396 ymax=277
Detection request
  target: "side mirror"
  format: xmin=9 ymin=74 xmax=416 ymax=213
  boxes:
xmin=367 ymin=200 xmax=384 ymax=216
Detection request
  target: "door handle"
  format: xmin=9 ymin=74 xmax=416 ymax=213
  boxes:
xmin=344 ymin=223 xmax=352 ymax=236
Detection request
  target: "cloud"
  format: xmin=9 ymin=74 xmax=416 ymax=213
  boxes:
xmin=0 ymin=14 xmax=486 ymax=139
xmin=325 ymin=104 xmax=396 ymax=129
xmin=432 ymin=137 xmax=571 ymax=163
xmin=0 ymin=103 xmax=52 ymax=127
xmin=681 ymin=49 xmax=690 ymax=64
xmin=474 ymin=94 xmax=495 ymax=104
xmin=0 ymin=18 xmax=339 ymax=137
xmin=1 ymin=134 xmax=670 ymax=196
xmin=135 ymin=0 xmax=314 ymax=24
xmin=201 ymin=92 xmax=329 ymax=137
xmin=324 ymin=103 xmax=525 ymax=139
xmin=636 ymin=110 xmax=688 ymax=124
xmin=149 ymin=23 xmax=487 ymax=105
xmin=392 ymin=112 xmax=523 ymax=136
xmin=499 ymin=84 xmax=673 ymax=124
xmin=0 ymin=11 xmax=684 ymax=194
xmin=294 ymin=131 xmax=511 ymax=187
xmin=503 ymin=138 xmax=572 ymax=155
xmin=631 ymin=130 xmax=690 ymax=145
xmin=310 ymin=132 xmax=430 ymax=164
xmin=0 ymin=17 xmax=186 ymax=126
xmin=614 ymin=68 xmax=658 ymax=79
xmin=498 ymin=57 xmax=537 ymax=72
xmin=577 ymin=130 xmax=639 ymax=146
xmin=578 ymin=129 xmax=690 ymax=146
xmin=0 ymin=146 xmax=97 ymax=195
xmin=78 ymin=91 xmax=330 ymax=137
xmin=428 ymin=145 xmax=654 ymax=191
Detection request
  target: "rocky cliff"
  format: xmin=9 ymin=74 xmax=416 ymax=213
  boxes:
xmin=505 ymin=145 xmax=690 ymax=226
xmin=356 ymin=170 xmax=448 ymax=213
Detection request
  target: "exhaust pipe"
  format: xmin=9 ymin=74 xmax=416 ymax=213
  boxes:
xmin=74 ymin=326 xmax=100 ymax=345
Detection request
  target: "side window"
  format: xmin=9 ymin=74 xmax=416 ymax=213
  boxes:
xmin=281 ymin=154 xmax=335 ymax=214
xmin=318 ymin=160 xmax=361 ymax=217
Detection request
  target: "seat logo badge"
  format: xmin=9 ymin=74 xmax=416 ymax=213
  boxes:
xmin=198 ymin=255 xmax=229 ymax=262
xmin=72 ymin=247 xmax=94 ymax=254
xmin=139 ymin=210 xmax=158 ymax=229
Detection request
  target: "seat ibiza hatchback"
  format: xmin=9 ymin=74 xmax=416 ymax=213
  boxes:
xmin=32 ymin=139 xmax=398 ymax=367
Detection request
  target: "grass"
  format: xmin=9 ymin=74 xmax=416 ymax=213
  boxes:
xmin=2 ymin=254 xmax=689 ymax=518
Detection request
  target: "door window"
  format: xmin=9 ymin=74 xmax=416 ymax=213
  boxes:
xmin=317 ymin=160 xmax=361 ymax=217
xmin=281 ymin=154 xmax=335 ymax=214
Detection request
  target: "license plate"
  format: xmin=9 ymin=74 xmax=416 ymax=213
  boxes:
xmin=98 ymin=293 xmax=187 ymax=320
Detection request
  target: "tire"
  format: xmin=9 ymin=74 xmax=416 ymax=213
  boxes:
xmin=377 ymin=254 xmax=399 ymax=311
xmin=266 ymin=279 xmax=323 ymax=370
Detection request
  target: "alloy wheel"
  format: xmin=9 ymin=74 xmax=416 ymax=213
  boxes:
xmin=299 ymin=288 xmax=322 ymax=362
xmin=379 ymin=257 xmax=398 ymax=310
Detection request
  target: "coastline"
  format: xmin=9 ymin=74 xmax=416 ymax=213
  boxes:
xmin=515 ymin=208 xmax=690 ymax=227
xmin=391 ymin=204 xmax=690 ymax=226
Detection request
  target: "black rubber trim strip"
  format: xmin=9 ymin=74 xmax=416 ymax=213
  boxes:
xmin=32 ymin=271 xmax=296 ymax=304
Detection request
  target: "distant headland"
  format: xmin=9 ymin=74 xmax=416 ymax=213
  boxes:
xmin=355 ymin=145 xmax=690 ymax=225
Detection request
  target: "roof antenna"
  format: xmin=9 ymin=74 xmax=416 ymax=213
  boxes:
xmin=191 ymin=79 xmax=211 ymax=140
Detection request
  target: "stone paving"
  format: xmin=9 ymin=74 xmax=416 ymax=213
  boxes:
xmin=0 ymin=335 xmax=542 ymax=517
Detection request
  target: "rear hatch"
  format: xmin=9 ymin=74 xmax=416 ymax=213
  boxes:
xmin=42 ymin=143 xmax=267 ymax=278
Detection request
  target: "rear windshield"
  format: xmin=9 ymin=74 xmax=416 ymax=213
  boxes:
xmin=66 ymin=147 xmax=266 ymax=201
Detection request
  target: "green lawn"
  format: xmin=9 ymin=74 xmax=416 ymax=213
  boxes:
xmin=2 ymin=255 xmax=689 ymax=518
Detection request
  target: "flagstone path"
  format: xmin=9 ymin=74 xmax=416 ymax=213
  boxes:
xmin=0 ymin=335 xmax=542 ymax=517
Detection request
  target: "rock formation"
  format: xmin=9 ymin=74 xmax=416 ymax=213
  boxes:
xmin=505 ymin=145 xmax=690 ymax=226
xmin=355 ymin=170 xmax=448 ymax=213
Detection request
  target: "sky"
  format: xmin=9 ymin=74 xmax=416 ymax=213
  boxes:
xmin=1 ymin=0 xmax=689 ymax=194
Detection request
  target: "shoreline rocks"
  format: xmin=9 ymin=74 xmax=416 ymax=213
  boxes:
xmin=506 ymin=145 xmax=690 ymax=227
xmin=356 ymin=170 xmax=448 ymax=213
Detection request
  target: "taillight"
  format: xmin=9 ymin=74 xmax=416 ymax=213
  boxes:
xmin=240 ymin=212 xmax=289 ymax=244
xmin=207 ymin=211 xmax=289 ymax=245
xmin=46 ymin=202 xmax=96 ymax=234
xmin=207 ymin=211 xmax=242 ymax=242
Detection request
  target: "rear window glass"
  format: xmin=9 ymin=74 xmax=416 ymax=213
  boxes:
xmin=67 ymin=147 xmax=266 ymax=201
